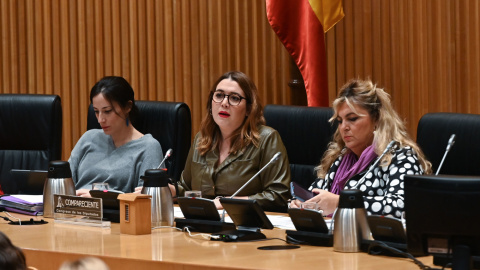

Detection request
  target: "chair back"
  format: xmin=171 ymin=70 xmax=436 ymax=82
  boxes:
xmin=264 ymin=105 xmax=336 ymax=189
xmin=0 ymin=94 xmax=62 ymax=193
xmin=417 ymin=112 xmax=480 ymax=176
xmin=87 ymin=101 xmax=192 ymax=183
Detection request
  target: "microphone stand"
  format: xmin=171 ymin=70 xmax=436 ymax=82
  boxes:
xmin=156 ymin=149 xmax=173 ymax=169
xmin=220 ymin=152 xmax=282 ymax=222
xmin=352 ymin=140 xmax=398 ymax=189
xmin=436 ymin=134 xmax=456 ymax=175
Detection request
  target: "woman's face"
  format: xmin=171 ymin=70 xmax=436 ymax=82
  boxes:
xmin=92 ymin=93 xmax=130 ymax=136
xmin=336 ymin=102 xmax=376 ymax=157
xmin=211 ymin=78 xmax=249 ymax=138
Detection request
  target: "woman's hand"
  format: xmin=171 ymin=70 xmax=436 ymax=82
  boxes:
xmin=168 ymin=184 xmax=176 ymax=197
xmin=76 ymin=189 xmax=92 ymax=198
xmin=213 ymin=196 xmax=248 ymax=209
xmin=288 ymin=198 xmax=302 ymax=208
xmin=213 ymin=197 xmax=224 ymax=209
xmin=305 ymin=188 xmax=339 ymax=215
xmin=134 ymin=187 xmax=143 ymax=193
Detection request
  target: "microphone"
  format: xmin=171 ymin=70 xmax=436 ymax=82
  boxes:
xmin=220 ymin=152 xmax=282 ymax=221
xmin=352 ymin=140 xmax=399 ymax=189
xmin=436 ymin=134 xmax=456 ymax=175
xmin=156 ymin=148 xmax=173 ymax=169
xmin=230 ymin=152 xmax=282 ymax=198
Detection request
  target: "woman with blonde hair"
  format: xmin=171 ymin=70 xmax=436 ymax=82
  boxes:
xmin=178 ymin=71 xmax=291 ymax=212
xmin=291 ymin=79 xmax=431 ymax=218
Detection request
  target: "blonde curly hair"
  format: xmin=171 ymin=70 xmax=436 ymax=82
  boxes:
xmin=316 ymin=79 xmax=432 ymax=179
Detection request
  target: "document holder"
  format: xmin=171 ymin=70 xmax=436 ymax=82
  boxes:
xmin=9 ymin=169 xmax=47 ymax=195
xmin=360 ymin=215 xmax=407 ymax=256
xmin=89 ymin=190 xmax=122 ymax=223
xmin=286 ymin=208 xmax=333 ymax=246
xmin=175 ymin=197 xmax=235 ymax=233
xmin=210 ymin=198 xmax=273 ymax=242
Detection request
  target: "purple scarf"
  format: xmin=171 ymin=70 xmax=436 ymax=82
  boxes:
xmin=330 ymin=145 xmax=377 ymax=194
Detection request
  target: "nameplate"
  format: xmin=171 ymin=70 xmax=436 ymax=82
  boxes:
xmin=53 ymin=195 xmax=110 ymax=227
xmin=54 ymin=195 xmax=102 ymax=217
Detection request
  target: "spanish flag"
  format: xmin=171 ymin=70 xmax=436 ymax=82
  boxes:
xmin=266 ymin=0 xmax=344 ymax=107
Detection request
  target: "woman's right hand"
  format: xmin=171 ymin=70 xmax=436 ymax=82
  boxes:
xmin=76 ymin=189 xmax=92 ymax=197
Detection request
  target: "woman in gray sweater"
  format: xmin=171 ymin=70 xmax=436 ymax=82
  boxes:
xmin=69 ymin=76 xmax=163 ymax=196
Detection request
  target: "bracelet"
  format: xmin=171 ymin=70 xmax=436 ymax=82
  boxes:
xmin=215 ymin=196 xmax=224 ymax=200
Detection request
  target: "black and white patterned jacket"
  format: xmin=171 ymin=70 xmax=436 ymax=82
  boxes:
xmin=309 ymin=146 xmax=423 ymax=218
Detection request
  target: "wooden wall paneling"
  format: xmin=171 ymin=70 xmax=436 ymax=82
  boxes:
xmin=101 ymin=0 xmax=112 ymax=76
xmin=43 ymin=0 xmax=53 ymax=95
xmin=137 ymin=0 xmax=148 ymax=99
xmin=161 ymin=0 xmax=174 ymax=102
xmin=197 ymin=0 xmax=209 ymax=128
xmin=190 ymin=0 xmax=202 ymax=132
xmin=468 ymin=0 xmax=480 ymax=111
xmin=407 ymin=0 xmax=427 ymax=133
xmin=0 ymin=1 xmax=8 ymax=92
xmin=26 ymin=1 xmax=35 ymax=93
xmin=457 ymin=0 xmax=480 ymax=112
xmin=121 ymin=1 xmax=130 ymax=79
xmin=379 ymin=0 xmax=391 ymax=102
xmin=181 ymin=0 xmax=192 ymax=106
xmin=35 ymin=0 xmax=45 ymax=95
xmin=370 ymin=0 xmax=381 ymax=85
xmin=76 ymin=0 xmax=87 ymax=141
xmin=146 ymin=0 xmax=156 ymax=100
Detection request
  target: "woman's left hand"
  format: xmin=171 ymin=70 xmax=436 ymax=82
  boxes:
xmin=305 ymin=188 xmax=339 ymax=215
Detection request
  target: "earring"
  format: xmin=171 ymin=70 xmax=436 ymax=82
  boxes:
xmin=126 ymin=118 xmax=129 ymax=127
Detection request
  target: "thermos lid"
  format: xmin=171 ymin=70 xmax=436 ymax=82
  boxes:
xmin=141 ymin=169 xmax=170 ymax=187
xmin=338 ymin=189 xmax=365 ymax=209
xmin=48 ymin=160 xmax=72 ymax=179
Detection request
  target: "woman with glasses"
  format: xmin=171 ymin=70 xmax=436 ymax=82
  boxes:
xmin=178 ymin=71 xmax=291 ymax=212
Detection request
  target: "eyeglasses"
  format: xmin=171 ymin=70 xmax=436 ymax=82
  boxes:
xmin=212 ymin=91 xmax=247 ymax=106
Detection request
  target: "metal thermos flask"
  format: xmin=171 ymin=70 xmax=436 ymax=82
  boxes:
xmin=43 ymin=161 xmax=75 ymax=218
xmin=141 ymin=169 xmax=174 ymax=227
xmin=333 ymin=189 xmax=372 ymax=252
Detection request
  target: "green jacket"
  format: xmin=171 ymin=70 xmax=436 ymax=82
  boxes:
xmin=179 ymin=125 xmax=291 ymax=212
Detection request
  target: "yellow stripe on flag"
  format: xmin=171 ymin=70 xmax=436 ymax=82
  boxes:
xmin=308 ymin=0 xmax=344 ymax=33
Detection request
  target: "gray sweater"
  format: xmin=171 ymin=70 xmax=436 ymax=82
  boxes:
xmin=68 ymin=129 xmax=163 ymax=193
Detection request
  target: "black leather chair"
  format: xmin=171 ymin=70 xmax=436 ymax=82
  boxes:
xmin=87 ymin=101 xmax=192 ymax=185
xmin=0 ymin=94 xmax=63 ymax=194
xmin=417 ymin=112 xmax=480 ymax=175
xmin=264 ymin=105 xmax=336 ymax=189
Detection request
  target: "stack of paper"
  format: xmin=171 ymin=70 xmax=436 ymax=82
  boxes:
xmin=0 ymin=195 xmax=43 ymax=215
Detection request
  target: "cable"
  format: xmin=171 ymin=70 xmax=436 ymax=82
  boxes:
xmin=3 ymin=211 xmax=21 ymax=226
xmin=151 ymin=225 xmax=183 ymax=231
xmin=367 ymin=241 xmax=442 ymax=270
xmin=182 ymin=226 xmax=221 ymax=240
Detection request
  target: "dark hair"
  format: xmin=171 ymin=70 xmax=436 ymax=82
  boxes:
xmin=197 ymin=71 xmax=265 ymax=156
xmin=90 ymin=76 xmax=139 ymax=125
xmin=0 ymin=232 xmax=27 ymax=270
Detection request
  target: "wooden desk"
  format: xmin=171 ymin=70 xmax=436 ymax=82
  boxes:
xmin=0 ymin=215 xmax=433 ymax=270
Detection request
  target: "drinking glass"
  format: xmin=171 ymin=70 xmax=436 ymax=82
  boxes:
xmin=184 ymin=190 xmax=202 ymax=198
xmin=92 ymin=183 xmax=109 ymax=191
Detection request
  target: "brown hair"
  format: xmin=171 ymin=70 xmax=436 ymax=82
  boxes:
xmin=197 ymin=71 xmax=265 ymax=155
xmin=316 ymin=79 xmax=432 ymax=178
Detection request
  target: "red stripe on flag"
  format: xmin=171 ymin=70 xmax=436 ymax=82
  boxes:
xmin=267 ymin=0 xmax=329 ymax=107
